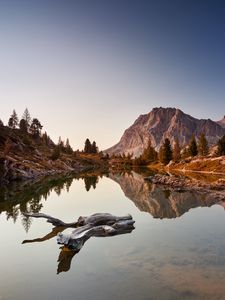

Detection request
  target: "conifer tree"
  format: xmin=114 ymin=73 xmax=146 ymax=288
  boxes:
xmin=84 ymin=138 xmax=92 ymax=153
xmin=30 ymin=118 xmax=43 ymax=137
xmin=8 ymin=110 xmax=18 ymax=129
xmin=189 ymin=135 xmax=198 ymax=156
xmin=65 ymin=138 xmax=73 ymax=154
xmin=22 ymin=108 xmax=31 ymax=129
xmin=19 ymin=119 xmax=28 ymax=133
xmin=198 ymin=133 xmax=209 ymax=156
xmin=217 ymin=135 xmax=225 ymax=156
xmin=173 ymin=138 xmax=181 ymax=162
xmin=160 ymin=138 xmax=173 ymax=165
xmin=91 ymin=141 xmax=98 ymax=154
xmin=142 ymin=140 xmax=158 ymax=162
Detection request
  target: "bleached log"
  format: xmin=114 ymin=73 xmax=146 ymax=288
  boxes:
xmin=24 ymin=212 xmax=135 ymax=251
xmin=24 ymin=212 xmax=132 ymax=227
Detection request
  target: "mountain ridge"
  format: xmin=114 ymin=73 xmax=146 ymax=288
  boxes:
xmin=105 ymin=107 xmax=225 ymax=157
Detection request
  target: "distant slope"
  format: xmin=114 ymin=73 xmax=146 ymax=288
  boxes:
xmin=217 ymin=116 xmax=225 ymax=128
xmin=105 ymin=107 xmax=225 ymax=157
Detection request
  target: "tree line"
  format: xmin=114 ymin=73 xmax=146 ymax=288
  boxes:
xmin=112 ymin=133 xmax=225 ymax=166
xmin=0 ymin=108 xmax=101 ymax=160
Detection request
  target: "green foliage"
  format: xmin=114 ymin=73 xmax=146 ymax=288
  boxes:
xmin=217 ymin=135 xmax=225 ymax=156
xmin=133 ymin=140 xmax=157 ymax=165
xmin=84 ymin=138 xmax=98 ymax=154
xmin=91 ymin=141 xmax=98 ymax=154
xmin=22 ymin=108 xmax=31 ymax=128
xmin=84 ymin=138 xmax=92 ymax=153
xmin=159 ymin=138 xmax=173 ymax=165
xmin=65 ymin=138 xmax=73 ymax=154
xmin=198 ymin=133 xmax=209 ymax=156
xmin=30 ymin=118 xmax=43 ymax=137
xmin=19 ymin=119 xmax=28 ymax=133
xmin=141 ymin=140 xmax=158 ymax=162
xmin=188 ymin=135 xmax=198 ymax=156
xmin=50 ymin=146 xmax=61 ymax=161
xmin=8 ymin=109 xmax=18 ymax=129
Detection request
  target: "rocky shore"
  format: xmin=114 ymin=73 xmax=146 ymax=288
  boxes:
xmin=145 ymin=173 xmax=225 ymax=201
xmin=0 ymin=154 xmax=107 ymax=185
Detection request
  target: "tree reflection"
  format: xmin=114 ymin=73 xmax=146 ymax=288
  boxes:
xmin=0 ymin=172 xmax=104 ymax=231
xmin=84 ymin=176 xmax=98 ymax=191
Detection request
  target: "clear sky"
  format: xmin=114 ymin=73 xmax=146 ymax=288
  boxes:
xmin=0 ymin=0 xmax=224 ymax=150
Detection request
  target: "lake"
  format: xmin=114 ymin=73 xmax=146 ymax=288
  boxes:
xmin=0 ymin=171 xmax=225 ymax=300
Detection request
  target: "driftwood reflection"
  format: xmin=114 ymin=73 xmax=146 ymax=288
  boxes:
xmin=22 ymin=212 xmax=135 ymax=274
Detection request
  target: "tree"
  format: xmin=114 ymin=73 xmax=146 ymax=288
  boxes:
xmin=198 ymin=133 xmax=209 ymax=156
xmin=50 ymin=145 xmax=61 ymax=160
xmin=30 ymin=118 xmax=43 ymax=137
xmin=22 ymin=108 xmax=31 ymax=129
xmin=58 ymin=136 xmax=64 ymax=150
xmin=91 ymin=141 xmax=98 ymax=154
xmin=160 ymin=138 xmax=173 ymax=165
xmin=42 ymin=131 xmax=51 ymax=146
xmin=19 ymin=119 xmax=28 ymax=133
xmin=8 ymin=110 xmax=18 ymax=129
xmin=173 ymin=138 xmax=181 ymax=162
xmin=141 ymin=140 xmax=158 ymax=162
xmin=65 ymin=138 xmax=73 ymax=154
xmin=84 ymin=138 xmax=92 ymax=153
xmin=217 ymin=135 xmax=225 ymax=156
xmin=0 ymin=119 xmax=4 ymax=126
xmin=189 ymin=135 xmax=198 ymax=156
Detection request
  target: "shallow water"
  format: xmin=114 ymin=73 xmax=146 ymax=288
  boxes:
xmin=0 ymin=171 xmax=225 ymax=300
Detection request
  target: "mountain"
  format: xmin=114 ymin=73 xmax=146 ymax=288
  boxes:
xmin=217 ymin=116 xmax=225 ymax=128
xmin=105 ymin=107 xmax=225 ymax=157
xmin=109 ymin=172 xmax=225 ymax=219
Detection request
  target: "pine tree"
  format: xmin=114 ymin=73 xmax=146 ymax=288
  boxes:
xmin=141 ymin=140 xmax=158 ymax=162
xmin=173 ymin=138 xmax=181 ymax=162
xmin=22 ymin=108 xmax=31 ymax=129
xmin=217 ymin=135 xmax=225 ymax=156
xmin=65 ymin=138 xmax=73 ymax=154
xmin=30 ymin=118 xmax=43 ymax=137
xmin=8 ymin=110 xmax=18 ymax=129
xmin=91 ymin=141 xmax=98 ymax=154
xmin=189 ymin=135 xmax=198 ymax=156
xmin=84 ymin=138 xmax=92 ymax=153
xmin=160 ymin=138 xmax=173 ymax=165
xmin=50 ymin=145 xmax=61 ymax=160
xmin=19 ymin=119 xmax=28 ymax=133
xmin=198 ymin=133 xmax=209 ymax=156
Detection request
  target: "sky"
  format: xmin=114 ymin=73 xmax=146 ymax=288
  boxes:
xmin=0 ymin=0 xmax=225 ymax=150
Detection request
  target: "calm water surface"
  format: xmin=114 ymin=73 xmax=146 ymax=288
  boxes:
xmin=0 ymin=172 xmax=225 ymax=300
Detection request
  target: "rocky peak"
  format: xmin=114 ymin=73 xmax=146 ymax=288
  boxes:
xmin=105 ymin=107 xmax=225 ymax=157
xmin=217 ymin=115 xmax=225 ymax=128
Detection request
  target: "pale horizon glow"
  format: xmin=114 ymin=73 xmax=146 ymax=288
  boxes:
xmin=0 ymin=1 xmax=225 ymax=150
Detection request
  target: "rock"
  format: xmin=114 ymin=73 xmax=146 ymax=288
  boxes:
xmin=105 ymin=107 xmax=225 ymax=157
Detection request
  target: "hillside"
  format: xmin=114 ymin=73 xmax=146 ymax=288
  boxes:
xmin=0 ymin=125 xmax=107 ymax=184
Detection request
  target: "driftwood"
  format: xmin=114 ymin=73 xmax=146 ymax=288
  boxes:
xmin=23 ymin=213 xmax=135 ymax=253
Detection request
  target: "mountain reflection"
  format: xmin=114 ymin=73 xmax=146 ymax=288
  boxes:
xmin=0 ymin=172 xmax=103 ymax=231
xmin=109 ymin=171 xmax=225 ymax=219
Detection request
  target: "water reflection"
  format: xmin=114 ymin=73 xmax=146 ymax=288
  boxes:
xmin=110 ymin=171 xmax=225 ymax=219
xmin=0 ymin=172 xmax=104 ymax=231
